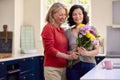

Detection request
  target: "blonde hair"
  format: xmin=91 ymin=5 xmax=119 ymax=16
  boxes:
xmin=46 ymin=2 xmax=68 ymax=24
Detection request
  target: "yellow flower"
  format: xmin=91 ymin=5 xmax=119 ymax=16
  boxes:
xmin=77 ymin=24 xmax=85 ymax=28
xmin=86 ymin=32 xmax=95 ymax=41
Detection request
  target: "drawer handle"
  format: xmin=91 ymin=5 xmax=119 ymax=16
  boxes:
xmin=7 ymin=69 xmax=20 ymax=74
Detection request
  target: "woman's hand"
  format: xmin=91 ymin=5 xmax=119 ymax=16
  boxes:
xmin=77 ymin=45 xmax=99 ymax=56
xmin=68 ymin=51 xmax=79 ymax=60
xmin=56 ymin=50 xmax=79 ymax=60
xmin=77 ymin=47 xmax=88 ymax=56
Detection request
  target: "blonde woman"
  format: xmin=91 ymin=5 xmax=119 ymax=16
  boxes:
xmin=41 ymin=2 xmax=78 ymax=80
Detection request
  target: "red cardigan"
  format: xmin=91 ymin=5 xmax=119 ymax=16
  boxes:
xmin=41 ymin=23 xmax=68 ymax=67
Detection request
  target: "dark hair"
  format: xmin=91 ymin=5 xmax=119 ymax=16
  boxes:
xmin=67 ymin=4 xmax=89 ymax=26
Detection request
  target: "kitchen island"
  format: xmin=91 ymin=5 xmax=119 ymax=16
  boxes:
xmin=81 ymin=58 xmax=120 ymax=80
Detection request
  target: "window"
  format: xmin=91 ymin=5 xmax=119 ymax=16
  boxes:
xmin=40 ymin=0 xmax=90 ymax=31
xmin=47 ymin=0 xmax=90 ymax=13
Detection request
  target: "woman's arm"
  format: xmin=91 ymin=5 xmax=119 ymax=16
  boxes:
xmin=78 ymin=45 xmax=99 ymax=56
xmin=56 ymin=51 xmax=78 ymax=60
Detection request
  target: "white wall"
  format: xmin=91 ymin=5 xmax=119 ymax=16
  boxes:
xmin=24 ymin=0 xmax=43 ymax=54
xmin=91 ymin=0 xmax=112 ymax=38
xmin=0 ymin=0 xmax=14 ymax=31
xmin=91 ymin=0 xmax=120 ymax=54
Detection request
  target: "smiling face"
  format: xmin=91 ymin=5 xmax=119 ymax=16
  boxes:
xmin=53 ymin=8 xmax=67 ymax=27
xmin=72 ymin=8 xmax=83 ymax=25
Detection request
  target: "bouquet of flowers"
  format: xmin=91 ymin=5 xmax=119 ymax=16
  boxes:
xmin=68 ymin=24 xmax=100 ymax=68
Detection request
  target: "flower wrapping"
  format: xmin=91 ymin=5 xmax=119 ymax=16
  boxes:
xmin=68 ymin=24 xmax=100 ymax=68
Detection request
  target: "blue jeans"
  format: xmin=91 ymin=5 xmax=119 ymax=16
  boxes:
xmin=66 ymin=61 xmax=95 ymax=80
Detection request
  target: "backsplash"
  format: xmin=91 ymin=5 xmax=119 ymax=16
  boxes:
xmin=20 ymin=25 xmax=35 ymax=50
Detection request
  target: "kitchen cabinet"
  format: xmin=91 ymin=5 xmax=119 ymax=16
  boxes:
xmin=0 ymin=56 xmax=44 ymax=80
xmin=112 ymin=1 xmax=120 ymax=25
xmin=19 ymin=57 xmax=37 ymax=80
xmin=39 ymin=56 xmax=44 ymax=80
xmin=0 ymin=62 xmax=6 ymax=80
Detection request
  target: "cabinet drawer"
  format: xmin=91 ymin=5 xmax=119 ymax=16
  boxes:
xmin=20 ymin=72 xmax=36 ymax=80
xmin=0 ymin=77 xmax=6 ymax=80
xmin=19 ymin=57 xmax=35 ymax=72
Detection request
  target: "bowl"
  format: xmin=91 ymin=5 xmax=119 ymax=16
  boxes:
xmin=22 ymin=49 xmax=37 ymax=54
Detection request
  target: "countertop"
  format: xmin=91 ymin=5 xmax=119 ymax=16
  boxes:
xmin=80 ymin=58 xmax=120 ymax=80
xmin=0 ymin=52 xmax=105 ymax=62
xmin=0 ymin=53 xmax=43 ymax=62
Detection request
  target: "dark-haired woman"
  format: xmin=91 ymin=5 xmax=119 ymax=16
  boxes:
xmin=65 ymin=4 xmax=99 ymax=80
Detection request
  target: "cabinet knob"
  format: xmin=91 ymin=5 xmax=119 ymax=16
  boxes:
xmin=31 ymin=57 xmax=34 ymax=60
xmin=31 ymin=73 xmax=34 ymax=76
xmin=23 ymin=76 xmax=26 ymax=79
xmin=23 ymin=59 xmax=26 ymax=61
xmin=0 ymin=63 xmax=4 ymax=66
xmin=1 ymin=62 xmax=4 ymax=65
xmin=97 ymin=58 xmax=100 ymax=61
xmin=40 ymin=57 xmax=43 ymax=60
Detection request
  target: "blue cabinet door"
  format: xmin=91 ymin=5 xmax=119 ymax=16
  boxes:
xmin=39 ymin=56 xmax=44 ymax=80
xmin=19 ymin=56 xmax=42 ymax=80
xmin=20 ymin=73 xmax=36 ymax=80
xmin=29 ymin=56 xmax=44 ymax=80
xmin=19 ymin=58 xmax=33 ymax=75
xmin=0 ymin=62 xmax=6 ymax=80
